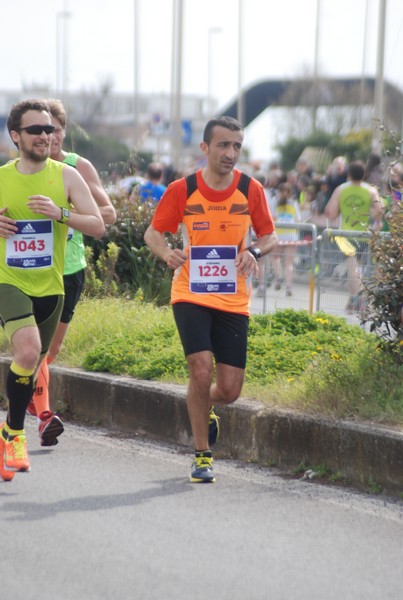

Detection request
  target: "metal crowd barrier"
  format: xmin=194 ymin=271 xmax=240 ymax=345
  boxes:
xmin=252 ymin=222 xmax=317 ymax=315
xmin=315 ymin=229 xmax=374 ymax=317
xmin=252 ymin=224 xmax=389 ymax=323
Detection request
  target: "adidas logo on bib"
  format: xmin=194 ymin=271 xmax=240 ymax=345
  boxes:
xmin=206 ymin=249 xmax=220 ymax=259
xmin=21 ymin=223 xmax=36 ymax=234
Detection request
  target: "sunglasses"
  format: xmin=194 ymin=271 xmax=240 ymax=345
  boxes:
xmin=18 ymin=124 xmax=55 ymax=135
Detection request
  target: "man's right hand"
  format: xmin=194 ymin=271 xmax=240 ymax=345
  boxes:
xmin=164 ymin=248 xmax=187 ymax=270
xmin=0 ymin=207 xmax=18 ymax=239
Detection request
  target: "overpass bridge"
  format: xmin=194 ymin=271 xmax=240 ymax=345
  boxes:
xmin=217 ymin=77 xmax=402 ymax=128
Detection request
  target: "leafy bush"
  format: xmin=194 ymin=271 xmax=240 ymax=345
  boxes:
xmin=364 ymin=200 xmax=403 ymax=363
xmin=1 ymin=298 xmax=400 ymax=422
xmin=285 ymin=340 xmax=403 ymax=421
xmin=65 ymin=131 xmax=130 ymax=174
xmin=76 ymin=303 xmax=403 ymax=422
xmin=86 ymin=193 xmax=180 ymax=304
xmin=83 ymin=243 xmax=119 ymax=297
xmin=82 ymin=310 xmax=187 ymax=380
xmin=247 ymin=311 xmax=369 ymax=385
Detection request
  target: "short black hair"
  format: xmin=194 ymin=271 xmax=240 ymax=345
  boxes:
xmin=146 ymin=162 xmax=163 ymax=180
xmin=203 ymin=116 xmax=243 ymax=144
xmin=348 ymin=160 xmax=365 ymax=182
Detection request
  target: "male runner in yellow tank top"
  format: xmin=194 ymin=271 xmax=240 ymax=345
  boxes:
xmin=0 ymin=99 xmax=105 ymax=481
xmin=145 ymin=116 xmax=277 ymax=483
xmin=28 ymin=99 xmax=116 ymax=446
xmin=325 ymin=160 xmax=382 ymax=312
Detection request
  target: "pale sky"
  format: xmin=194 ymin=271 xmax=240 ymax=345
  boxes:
xmin=1 ymin=0 xmax=402 ymax=159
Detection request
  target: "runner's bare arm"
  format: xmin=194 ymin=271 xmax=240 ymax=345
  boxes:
xmin=144 ymin=224 xmax=187 ymax=270
xmin=76 ymin=157 xmax=116 ymax=225
xmin=253 ymin=231 xmax=278 ymax=256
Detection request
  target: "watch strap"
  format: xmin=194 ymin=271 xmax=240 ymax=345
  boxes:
xmin=246 ymin=246 xmax=261 ymax=261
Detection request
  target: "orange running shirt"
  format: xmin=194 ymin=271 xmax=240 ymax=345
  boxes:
xmin=151 ymin=169 xmax=275 ymax=315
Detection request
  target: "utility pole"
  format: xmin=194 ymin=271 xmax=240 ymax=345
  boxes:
xmin=237 ymin=0 xmax=245 ymax=126
xmin=359 ymin=0 xmax=370 ymax=128
xmin=373 ymin=0 xmax=387 ymax=151
xmin=56 ymin=6 xmax=71 ymax=99
xmin=312 ymin=0 xmax=321 ymax=132
xmin=133 ymin=0 xmax=140 ymax=149
xmin=170 ymin=0 xmax=183 ymax=171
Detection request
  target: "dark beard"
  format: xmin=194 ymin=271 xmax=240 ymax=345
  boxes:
xmin=26 ymin=149 xmax=49 ymax=163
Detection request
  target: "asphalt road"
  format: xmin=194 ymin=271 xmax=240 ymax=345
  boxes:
xmin=1 ymin=412 xmax=402 ymax=600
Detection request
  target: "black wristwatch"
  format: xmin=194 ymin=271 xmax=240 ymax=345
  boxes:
xmin=57 ymin=207 xmax=70 ymax=224
xmin=246 ymin=246 xmax=261 ymax=261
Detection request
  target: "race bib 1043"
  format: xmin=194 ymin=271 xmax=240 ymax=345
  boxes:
xmin=6 ymin=220 xmax=53 ymax=269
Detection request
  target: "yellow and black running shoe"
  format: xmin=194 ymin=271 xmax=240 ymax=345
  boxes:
xmin=208 ymin=406 xmax=220 ymax=446
xmin=190 ymin=451 xmax=215 ymax=483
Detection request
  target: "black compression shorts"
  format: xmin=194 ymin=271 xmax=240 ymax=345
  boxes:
xmin=61 ymin=269 xmax=85 ymax=323
xmin=172 ymin=302 xmax=249 ymax=369
xmin=0 ymin=284 xmax=64 ymax=355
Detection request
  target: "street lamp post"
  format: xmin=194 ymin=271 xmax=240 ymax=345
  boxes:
xmin=133 ymin=0 xmax=140 ymax=148
xmin=373 ymin=0 xmax=387 ymax=151
xmin=170 ymin=0 xmax=184 ymax=171
xmin=237 ymin=0 xmax=244 ymax=126
xmin=312 ymin=0 xmax=321 ymax=132
xmin=359 ymin=0 xmax=370 ymax=128
xmin=207 ymin=27 xmax=222 ymax=117
xmin=56 ymin=10 xmax=71 ymax=98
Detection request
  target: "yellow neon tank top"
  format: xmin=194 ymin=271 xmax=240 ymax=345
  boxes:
xmin=0 ymin=158 xmax=69 ymax=296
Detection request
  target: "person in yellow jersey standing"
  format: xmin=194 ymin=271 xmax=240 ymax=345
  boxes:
xmin=325 ymin=160 xmax=382 ymax=313
xmin=145 ymin=116 xmax=277 ymax=483
xmin=27 ymin=99 xmax=116 ymax=447
xmin=0 ymin=99 xmax=105 ymax=480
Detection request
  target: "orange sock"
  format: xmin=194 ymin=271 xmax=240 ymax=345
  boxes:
xmin=33 ymin=356 xmax=53 ymax=416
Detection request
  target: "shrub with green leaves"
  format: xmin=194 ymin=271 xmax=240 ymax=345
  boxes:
xmin=76 ymin=304 xmax=403 ymax=423
xmin=364 ymin=200 xmax=403 ymax=362
xmin=86 ymin=193 xmax=180 ymax=304
xmin=1 ymin=300 xmax=401 ymax=422
xmin=83 ymin=243 xmax=119 ymax=297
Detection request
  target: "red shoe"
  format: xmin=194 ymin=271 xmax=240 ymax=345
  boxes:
xmin=38 ymin=411 xmax=64 ymax=447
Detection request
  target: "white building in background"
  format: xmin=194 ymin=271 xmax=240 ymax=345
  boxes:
xmin=0 ymin=87 xmax=215 ymax=167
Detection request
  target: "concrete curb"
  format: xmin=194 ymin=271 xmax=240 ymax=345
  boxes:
xmin=0 ymin=357 xmax=402 ymax=496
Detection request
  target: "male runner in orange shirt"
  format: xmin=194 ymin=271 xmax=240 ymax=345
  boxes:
xmin=145 ymin=116 xmax=277 ymax=482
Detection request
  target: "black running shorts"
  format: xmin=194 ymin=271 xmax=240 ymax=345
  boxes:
xmin=61 ymin=269 xmax=85 ymax=323
xmin=172 ymin=302 xmax=249 ymax=369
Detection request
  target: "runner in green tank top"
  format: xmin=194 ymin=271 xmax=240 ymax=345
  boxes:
xmin=325 ymin=160 xmax=382 ymax=313
xmin=29 ymin=100 xmax=116 ymax=447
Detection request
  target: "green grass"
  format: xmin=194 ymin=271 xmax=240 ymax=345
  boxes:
xmin=0 ymin=298 xmax=402 ymax=425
